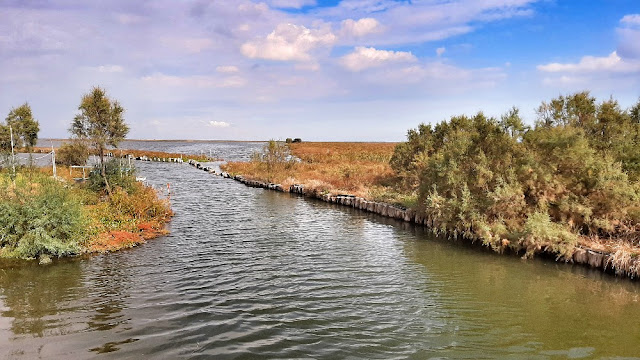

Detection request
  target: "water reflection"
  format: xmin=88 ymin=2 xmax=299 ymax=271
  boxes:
xmin=85 ymin=255 xmax=131 ymax=333
xmin=0 ymin=259 xmax=85 ymax=337
xmin=402 ymin=226 xmax=640 ymax=358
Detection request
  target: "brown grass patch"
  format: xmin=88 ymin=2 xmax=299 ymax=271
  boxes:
xmin=222 ymin=142 xmax=398 ymax=198
xmin=87 ymin=222 xmax=169 ymax=253
xmin=88 ymin=231 xmax=144 ymax=253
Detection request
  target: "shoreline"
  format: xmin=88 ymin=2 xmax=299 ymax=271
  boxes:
xmin=186 ymin=158 xmax=637 ymax=279
xmin=0 ymin=166 xmax=173 ymax=264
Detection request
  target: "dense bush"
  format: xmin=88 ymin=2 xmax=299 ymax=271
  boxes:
xmin=87 ymin=158 xmax=135 ymax=193
xmin=0 ymin=164 xmax=172 ymax=259
xmin=391 ymin=92 xmax=640 ymax=257
xmin=55 ymin=141 xmax=90 ymax=166
xmin=0 ymin=172 xmax=86 ymax=258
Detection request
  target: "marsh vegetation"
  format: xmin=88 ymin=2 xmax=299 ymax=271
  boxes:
xmin=223 ymin=92 xmax=640 ymax=272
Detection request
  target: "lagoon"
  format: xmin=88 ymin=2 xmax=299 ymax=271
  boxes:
xmin=1 ymin=141 xmax=639 ymax=359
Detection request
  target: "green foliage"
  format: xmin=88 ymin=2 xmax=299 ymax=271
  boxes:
xmin=71 ymin=86 xmax=129 ymax=195
xmin=253 ymin=140 xmax=294 ymax=182
xmin=520 ymin=212 xmax=578 ymax=259
xmin=536 ymin=92 xmax=640 ymax=179
xmin=87 ymin=159 xmax=136 ymax=194
xmin=56 ymin=141 xmax=90 ymax=166
xmin=71 ymin=87 xmax=129 ymax=151
xmin=392 ymin=92 xmax=640 ymax=258
xmin=5 ymin=103 xmax=39 ymax=152
xmin=0 ymin=124 xmax=10 ymax=154
xmin=0 ymin=172 xmax=86 ymax=258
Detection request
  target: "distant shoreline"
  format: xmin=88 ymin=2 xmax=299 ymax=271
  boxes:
xmin=38 ymin=138 xmax=267 ymax=143
xmin=37 ymin=139 xmax=399 ymax=144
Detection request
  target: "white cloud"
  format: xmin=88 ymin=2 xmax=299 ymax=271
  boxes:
xmin=115 ymin=13 xmax=145 ymax=25
xmin=318 ymin=0 xmax=539 ymax=46
xmin=209 ymin=121 xmax=231 ymax=128
xmin=219 ymin=76 xmax=248 ymax=88
xmin=241 ymin=23 xmax=336 ymax=62
xmin=294 ymin=62 xmax=320 ymax=71
xmin=542 ymin=75 xmax=587 ymax=87
xmin=537 ymin=51 xmax=640 ymax=73
xmin=340 ymin=46 xmax=417 ymax=71
xmin=436 ymin=47 xmax=446 ymax=57
xmin=621 ymin=14 xmax=640 ymax=26
xmin=237 ymin=24 xmax=251 ymax=32
xmin=141 ymin=74 xmax=246 ymax=88
xmin=216 ymin=65 xmax=240 ymax=73
xmin=184 ymin=38 xmax=214 ymax=53
xmin=97 ymin=65 xmax=124 ymax=73
xmin=267 ymin=0 xmax=317 ymax=9
xmin=335 ymin=0 xmax=400 ymax=13
xmin=618 ymin=14 xmax=640 ymax=59
xmin=161 ymin=37 xmax=214 ymax=53
xmin=237 ymin=3 xmax=270 ymax=15
xmin=340 ymin=18 xmax=383 ymax=38
xmin=380 ymin=62 xmax=473 ymax=84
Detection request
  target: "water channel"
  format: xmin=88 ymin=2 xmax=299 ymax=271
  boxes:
xmin=1 ymin=141 xmax=639 ymax=359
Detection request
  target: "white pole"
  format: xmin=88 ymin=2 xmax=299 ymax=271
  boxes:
xmin=9 ymin=125 xmax=16 ymax=178
xmin=51 ymin=145 xmax=57 ymax=179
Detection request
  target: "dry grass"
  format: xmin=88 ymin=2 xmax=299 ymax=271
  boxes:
xmin=223 ymin=142 xmax=398 ymax=198
xmin=32 ymin=167 xmax=172 ymax=254
xmin=87 ymin=222 xmax=169 ymax=253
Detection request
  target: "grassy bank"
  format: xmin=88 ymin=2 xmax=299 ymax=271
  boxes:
xmin=222 ymin=92 xmax=640 ymax=277
xmin=0 ymin=164 xmax=172 ymax=262
xmin=223 ymin=142 xmax=397 ymax=199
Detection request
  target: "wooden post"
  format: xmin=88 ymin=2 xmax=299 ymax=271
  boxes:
xmin=9 ymin=125 xmax=15 ymax=179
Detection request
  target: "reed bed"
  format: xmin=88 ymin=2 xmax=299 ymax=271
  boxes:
xmin=223 ymin=142 xmax=399 ymax=199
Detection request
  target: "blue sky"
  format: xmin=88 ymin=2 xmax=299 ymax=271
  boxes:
xmin=1 ymin=0 xmax=639 ymax=141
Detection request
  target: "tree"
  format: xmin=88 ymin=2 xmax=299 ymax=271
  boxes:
xmin=6 ymin=103 xmax=39 ymax=151
xmin=70 ymin=87 xmax=129 ymax=195
xmin=55 ymin=141 xmax=90 ymax=166
xmin=0 ymin=125 xmax=11 ymax=170
xmin=5 ymin=103 xmax=39 ymax=153
xmin=252 ymin=140 xmax=292 ymax=182
xmin=0 ymin=124 xmax=10 ymax=153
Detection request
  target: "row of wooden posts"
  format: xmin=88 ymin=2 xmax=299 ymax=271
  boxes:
xmin=180 ymin=157 xmax=636 ymax=278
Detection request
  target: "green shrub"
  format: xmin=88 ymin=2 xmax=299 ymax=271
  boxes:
xmin=0 ymin=172 xmax=86 ymax=258
xmin=392 ymin=93 xmax=640 ymax=258
xmin=520 ymin=212 xmax=577 ymax=259
xmin=87 ymin=159 xmax=136 ymax=193
xmin=56 ymin=141 xmax=90 ymax=166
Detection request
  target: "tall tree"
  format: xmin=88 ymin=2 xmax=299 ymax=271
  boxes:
xmin=71 ymin=87 xmax=128 ymax=196
xmin=5 ymin=103 xmax=40 ymax=152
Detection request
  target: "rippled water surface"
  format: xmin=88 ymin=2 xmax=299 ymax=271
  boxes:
xmin=2 ymin=141 xmax=640 ymax=359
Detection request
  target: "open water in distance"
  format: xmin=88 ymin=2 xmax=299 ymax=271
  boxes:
xmin=1 ymin=141 xmax=640 ymax=359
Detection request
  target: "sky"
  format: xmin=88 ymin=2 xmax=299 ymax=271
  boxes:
xmin=1 ymin=0 xmax=639 ymax=141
